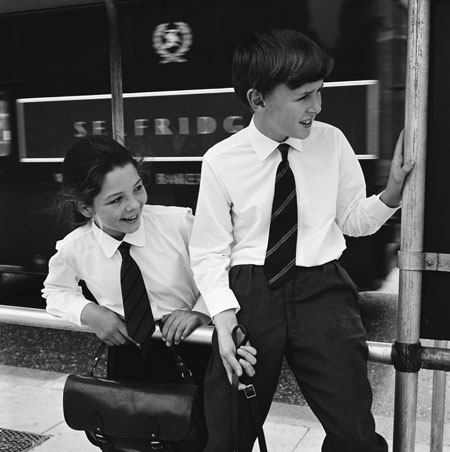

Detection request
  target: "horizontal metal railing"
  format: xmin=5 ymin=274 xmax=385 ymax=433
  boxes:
xmin=0 ymin=304 xmax=392 ymax=362
xmin=1 ymin=304 xmax=449 ymax=371
xmin=0 ymin=305 xmax=213 ymax=344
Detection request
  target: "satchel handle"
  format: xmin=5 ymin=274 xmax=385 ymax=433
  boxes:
xmin=89 ymin=342 xmax=107 ymax=376
xmin=231 ymin=324 xmax=268 ymax=452
xmin=232 ymin=324 xmax=249 ymax=349
xmin=88 ymin=322 xmax=195 ymax=384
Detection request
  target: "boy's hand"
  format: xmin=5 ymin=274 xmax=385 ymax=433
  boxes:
xmin=160 ymin=310 xmax=210 ymax=346
xmin=380 ymin=130 xmax=415 ymax=208
xmin=214 ymin=309 xmax=257 ymax=390
xmin=236 ymin=344 xmax=257 ymax=385
xmin=80 ymin=303 xmax=132 ymax=346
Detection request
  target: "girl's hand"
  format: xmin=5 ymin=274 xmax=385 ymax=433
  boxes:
xmin=80 ymin=303 xmax=132 ymax=346
xmin=160 ymin=310 xmax=210 ymax=346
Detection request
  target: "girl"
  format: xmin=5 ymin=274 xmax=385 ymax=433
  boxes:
xmin=43 ymin=135 xmax=257 ymax=384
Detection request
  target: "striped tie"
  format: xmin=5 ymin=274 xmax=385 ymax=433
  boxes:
xmin=264 ymin=143 xmax=298 ymax=289
xmin=118 ymin=242 xmax=155 ymax=351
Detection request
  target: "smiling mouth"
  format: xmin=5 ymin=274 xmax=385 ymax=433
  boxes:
xmin=300 ymin=119 xmax=313 ymax=126
xmin=122 ymin=214 xmax=138 ymax=222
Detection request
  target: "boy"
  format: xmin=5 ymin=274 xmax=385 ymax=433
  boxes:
xmin=190 ymin=29 xmax=414 ymax=451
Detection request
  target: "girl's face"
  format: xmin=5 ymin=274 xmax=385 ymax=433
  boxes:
xmin=87 ymin=162 xmax=148 ymax=240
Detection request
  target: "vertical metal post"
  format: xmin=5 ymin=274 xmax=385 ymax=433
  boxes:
xmin=430 ymin=340 xmax=448 ymax=452
xmin=104 ymin=0 xmax=124 ymax=141
xmin=393 ymin=1 xmax=430 ymax=452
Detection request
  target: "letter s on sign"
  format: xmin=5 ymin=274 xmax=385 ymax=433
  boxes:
xmin=74 ymin=122 xmax=87 ymax=137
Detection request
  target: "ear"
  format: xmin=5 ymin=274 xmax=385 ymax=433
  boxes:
xmin=246 ymin=88 xmax=266 ymax=111
xmin=76 ymin=201 xmax=93 ymax=218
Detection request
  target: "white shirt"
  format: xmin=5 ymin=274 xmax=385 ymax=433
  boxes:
xmin=43 ymin=205 xmax=209 ymax=327
xmin=189 ymin=119 xmax=398 ymax=318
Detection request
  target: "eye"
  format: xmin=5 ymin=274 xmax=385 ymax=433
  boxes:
xmin=108 ymin=196 xmax=122 ymax=205
xmin=134 ymin=183 xmax=144 ymax=192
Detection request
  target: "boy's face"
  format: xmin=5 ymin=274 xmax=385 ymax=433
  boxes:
xmin=87 ymin=163 xmax=148 ymax=240
xmin=254 ymin=80 xmax=323 ymax=142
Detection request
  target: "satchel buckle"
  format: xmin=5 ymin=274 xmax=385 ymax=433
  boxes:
xmin=244 ymin=384 xmax=256 ymax=399
xmin=94 ymin=432 xmax=108 ymax=445
xmin=181 ymin=368 xmax=193 ymax=380
xmin=150 ymin=434 xmax=164 ymax=449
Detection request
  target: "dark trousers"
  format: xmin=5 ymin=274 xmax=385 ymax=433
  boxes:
xmin=202 ymin=261 xmax=388 ymax=452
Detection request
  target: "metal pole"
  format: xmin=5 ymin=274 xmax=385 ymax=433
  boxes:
xmin=104 ymin=0 xmax=124 ymax=141
xmin=393 ymin=1 xmax=430 ymax=451
xmin=430 ymin=340 xmax=447 ymax=452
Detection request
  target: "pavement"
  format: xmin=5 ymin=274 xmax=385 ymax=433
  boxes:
xmin=1 ymin=363 xmax=450 ymax=452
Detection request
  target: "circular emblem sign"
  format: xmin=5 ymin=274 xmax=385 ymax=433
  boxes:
xmin=152 ymin=22 xmax=193 ymax=64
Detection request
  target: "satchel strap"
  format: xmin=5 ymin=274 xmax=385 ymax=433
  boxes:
xmin=170 ymin=345 xmax=194 ymax=384
xmin=89 ymin=342 xmax=108 ymax=376
xmin=89 ymin=411 xmax=113 ymax=452
xmin=157 ymin=319 xmax=195 ymax=384
xmin=88 ymin=323 xmax=195 ymax=383
xmin=231 ymin=325 xmax=268 ymax=452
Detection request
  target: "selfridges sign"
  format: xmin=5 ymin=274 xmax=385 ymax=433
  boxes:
xmin=16 ymin=82 xmax=377 ymax=161
xmin=73 ymin=115 xmax=245 ymax=137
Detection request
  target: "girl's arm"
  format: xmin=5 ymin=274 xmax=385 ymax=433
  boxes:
xmin=80 ymin=302 xmax=132 ymax=346
xmin=43 ymin=249 xmax=92 ymax=326
xmin=43 ymin=248 xmax=132 ymax=346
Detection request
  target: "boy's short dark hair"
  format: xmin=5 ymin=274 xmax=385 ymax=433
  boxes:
xmin=232 ymin=29 xmax=334 ymax=107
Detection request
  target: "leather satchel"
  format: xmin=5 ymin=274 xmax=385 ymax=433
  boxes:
xmin=63 ymin=342 xmax=206 ymax=452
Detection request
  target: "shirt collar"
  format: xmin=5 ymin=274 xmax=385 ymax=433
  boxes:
xmin=91 ymin=214 xmax=146 ymax=258
xmin=248 ymin=117 xmax=303 ymax=162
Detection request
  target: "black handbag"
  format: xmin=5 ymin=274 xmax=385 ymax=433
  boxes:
xmin=63 ymin=341 xmax=207 ymax=452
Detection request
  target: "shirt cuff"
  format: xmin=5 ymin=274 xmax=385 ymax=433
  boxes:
xmin=191 ymin=294 xmax=211 ymax=319
xmin=69 ymin=299 xmax=92 ymax=327
xmin=202 ymin=287 xmax=241 ymax=319
xmin=374 ymin=193 xmax=400 ymax=218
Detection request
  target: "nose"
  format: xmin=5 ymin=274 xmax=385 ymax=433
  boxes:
xmin=307 ymin=93 xmax=321 ymax=115
xmin=125 ymin=195 xmax=141 ymax=211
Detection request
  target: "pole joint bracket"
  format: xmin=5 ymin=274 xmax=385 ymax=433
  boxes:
xmin=397 ymin=251 xmax=450 ymax=272
xmin=392 ymin=341 xmax=422 ymax=372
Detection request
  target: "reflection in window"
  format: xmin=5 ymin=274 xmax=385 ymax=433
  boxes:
xmin=0 ymin=93 xmax=11 ymax=157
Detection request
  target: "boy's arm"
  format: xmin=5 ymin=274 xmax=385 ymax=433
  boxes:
xmin=189 ymin=159 xmax=240 ymax=318
xmin=380 ymin=130 xmax=415 ymax=208
xmin=175 ymin=208 xmax=212 ymax=320
xmin=190 ymin=158 xmax=255 ymax=383
xmin=336 ymin=130 xmax=412 ymax=236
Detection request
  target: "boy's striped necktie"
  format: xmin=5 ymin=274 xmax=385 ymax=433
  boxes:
xmin=118 ymin=241 xmax=155 ymax=351
xmin=264 ymin=143 xmax=298 ymax=289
